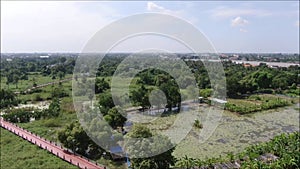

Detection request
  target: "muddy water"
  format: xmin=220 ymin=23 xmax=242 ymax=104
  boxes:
xmin=173 ymin=104 xmax=300 ymax=159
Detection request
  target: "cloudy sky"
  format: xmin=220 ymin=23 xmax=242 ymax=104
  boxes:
xmin=1 ymin=1 xmax=299 ymax=53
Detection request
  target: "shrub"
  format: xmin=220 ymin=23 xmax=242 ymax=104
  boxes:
xmin=33 ymin=94 xmax=43 ymax=101
xmin=193 ymin=119 xmax=203 ymax=129
xmin=44 ymin=119 xmax=61 ymax=127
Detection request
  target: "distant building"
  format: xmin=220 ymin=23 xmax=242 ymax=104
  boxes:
xmin=270 ymin=65 xmax=279 ymax=69
xmin=243 ymin=63 xmax=256 ymax=68
xmin=40 ymin=55 xmax=49 ymax=58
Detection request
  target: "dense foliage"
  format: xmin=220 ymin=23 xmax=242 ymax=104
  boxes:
xmin=222 ymin=62 xmax=299 ymax=98
xmin=225 ymin=95 xmax=291 ymax=114
xmin=130 ymin=69 xmax=181 ymax=112
xmin=1 ymin=56 xmax=75 ymax=90
xmin=2 ymin=98 xmax=61 ymax=123
xmin=0 ymin=89 xmax=19 ymax=109
xmin=125 ymin=124 xmax=175 ymax=169
xmin=57 ymin=121 xmax=104 ymax=157
xmin=104 ymin=107 xmax=127 ymax=129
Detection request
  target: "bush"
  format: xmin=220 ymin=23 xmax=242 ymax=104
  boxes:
xmin=0 ymin=89 xmax=19 ymax=109
xmin=51 ymin=87 xmax=69 ymax=98
xmin=33 ymin=94 xmax=43 ymax=101
xmin=199 ymin=89 xmax=213 ymax=98
xmin=2 ymin=108 xmax=33 ymax=123
xmin=193 ymin=119 xmax=203 ymax=129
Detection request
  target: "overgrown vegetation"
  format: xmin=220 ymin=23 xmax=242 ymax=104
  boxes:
xmin=175 ymin=132 xmax=300 ymax=169
xmin=0 ymin=89 xmax=19 ymax=109
xmin=0 ymin=128 xmax=77 ymax=169
xmin=1 ymin=54 xmax=299 ymax=169
xmin=2 ymin=98 xmax=61 ymax=123
xmin=225 ymin=95 xmax=292 ymax=114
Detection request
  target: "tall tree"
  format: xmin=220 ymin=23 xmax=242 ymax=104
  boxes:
xmin=58 ymin=121 xmax=92 ymax=155
xmin=131 ymin=85 xmax=151 ymax=111
xmin=46 ymin=98 xmax=60 ymax=117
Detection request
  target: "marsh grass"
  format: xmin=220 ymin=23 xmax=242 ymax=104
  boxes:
xmin=0 ymin=128 xmax=77 ymax=169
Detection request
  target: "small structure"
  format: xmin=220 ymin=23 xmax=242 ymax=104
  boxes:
xmin=198 ymin=97 xmax=204 ymax=103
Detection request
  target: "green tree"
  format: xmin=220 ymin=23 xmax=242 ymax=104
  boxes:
xmin=126 ymin=125 xmax=175 ymax=169
xmin=98 ymin=91 xmax=115 ymax=116
xmin=46 ymin=98 xmax=60 ymax=117
xmin=130 ymin=85 xmax=150 ymax=111
xmin=160 ymin=81 xmax=181 ymax=111
xmin=58 ymin=121 xmax=92 ymax=155
xmin=226 ymin=76 xmax=242 ymax=98
xmin=104 ymin=107 xmax=127 ymax=129
xmin=58 ymin=71 xmax=65 ymax=81
xmin=0 ymin=89 xmax=18 ymax=109
xmin=95 ymin=78 xmax=109 ymax=94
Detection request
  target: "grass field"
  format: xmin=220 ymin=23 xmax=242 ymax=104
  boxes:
xmin=0 ymin=128 xmax=77 ymax=169
xmin=18 ymin=80 xmax=73 ymax=103
xmin=0 ymin=73 xmax=73 ymax=92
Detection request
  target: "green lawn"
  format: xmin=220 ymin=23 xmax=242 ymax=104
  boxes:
xmin=0 ymin=128 xmax=77 ymax=169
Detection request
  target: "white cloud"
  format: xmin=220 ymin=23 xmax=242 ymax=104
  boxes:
xmin=211 ymin=6 xmax=272 ymax=18
xmin=1 ymin=1 xmax=119 ymax=52
xmin=147 ymin=2 xmax=165 ymax=11
xmin=239 ymin=28 xmax=248 ymax=33
xmin=146 ymin=2 xmax=183 ymax=16
xmin=231 ymin=16 xmax=249 ymax=27
xmin=146 ymin=2 xmax=198 ymax=24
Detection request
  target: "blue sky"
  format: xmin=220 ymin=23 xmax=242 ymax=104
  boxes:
xmin=1 ymin=1 xmax=299 ymax=53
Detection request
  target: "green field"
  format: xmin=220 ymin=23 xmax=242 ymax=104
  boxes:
xmin=0 ymin=72 xmax=72 ymax=92
xmin=0 ymin=128 xmax=77 ymax=169
xmin=18 ymin=80 xmax=73 ymax=103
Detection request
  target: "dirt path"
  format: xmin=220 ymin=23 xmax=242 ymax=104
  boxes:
xmin=0 ymin=118 xmax=106 ymax=169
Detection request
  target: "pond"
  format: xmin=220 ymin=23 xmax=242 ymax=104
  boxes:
xmin=172 ymin=104 xmax=299 ymax=159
